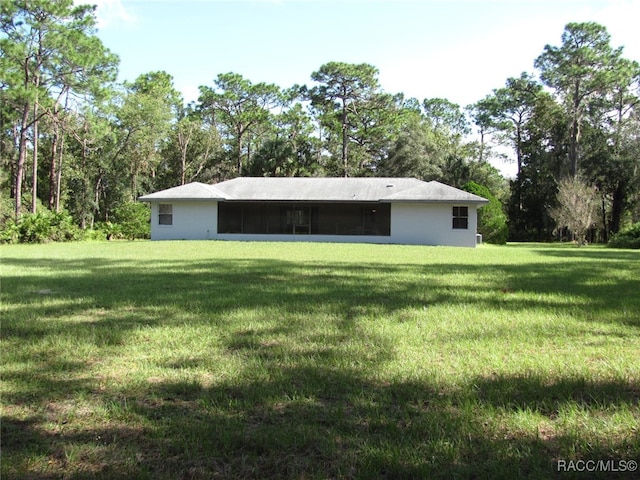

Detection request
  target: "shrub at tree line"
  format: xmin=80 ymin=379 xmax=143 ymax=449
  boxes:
xmin=102 ymin=202 xmax=151 ymax=240
xmin=0 ymin=200 xmax=150 ymax=244
xmin=608 ymin=223 xmax=640 ymax=249
xmin=463 ymin=182 xmax=508 ymax=244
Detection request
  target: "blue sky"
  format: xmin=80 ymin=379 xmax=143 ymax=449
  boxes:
xmin=91 ymin=0 xmax=640 ymax=176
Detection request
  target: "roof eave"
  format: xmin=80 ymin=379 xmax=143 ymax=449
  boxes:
xmin=138 ymin=196 xmax=227 ymax=202
xmin=380 ymin=199 xmax=489 ymax=204
xmin=139 ymin=197 xmax=489 ymax=204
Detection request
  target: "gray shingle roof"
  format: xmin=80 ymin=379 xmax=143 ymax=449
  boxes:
xmin=138 ymin=182 xmax=230 ymax=201
xmin=139 ymin=177 xmax=488 ymax=204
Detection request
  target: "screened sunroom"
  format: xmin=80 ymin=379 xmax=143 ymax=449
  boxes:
xmin=217 ymin=202 xmax=391 ymax=236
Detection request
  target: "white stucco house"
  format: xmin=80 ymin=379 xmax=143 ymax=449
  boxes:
xmin=138 ymin=177 xmax=488 ymax=247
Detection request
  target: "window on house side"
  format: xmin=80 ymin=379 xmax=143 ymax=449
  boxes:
xmin=452 ymin=206 xmax=468 ymax=229
xmin=158 ymin=204 xmax=173 ymax=225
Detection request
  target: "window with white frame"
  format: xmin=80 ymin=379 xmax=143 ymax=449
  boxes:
xmin=452 ymin=206 xmax=468 ymax=229
xmin=158 ymin=204 xmax=173 ymax=225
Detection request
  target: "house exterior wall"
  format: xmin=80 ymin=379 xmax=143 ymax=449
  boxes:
xmin=149 ymin=201 xmax=217 ymax=240
xmin=390 ymin=203 xmax=479 ymax=247
xmin=149 ymin=201 xmax=480 ymax=247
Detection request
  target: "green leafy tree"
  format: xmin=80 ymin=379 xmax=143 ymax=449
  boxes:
xmin=421 ymin=97 xmax=475 ymax=187
xmin=109 ymin=201 xmax=150 ymax=240
xmin=198 ymin=73 xmax=281 ymax=175
xmin=308 ymin=62 xmax=382 ymax=176
xmin=463 ymin=181 xmax=508 ymax=244
xmin=246 ymin=94 xmax=321 ymax=177
xmin=347 ymin=92 xmax=402 ymax=175
xmin=379 ymin=96 xmax=481 ymax=187
xmin=581 ymin=58 xmax=640 ymax=238
xmin=64 ymin=99 xmax=115 ymax=229
xmin=470 ymin=73 xmax=547 ymax=179
xmin=245 ymin=138 xmax=316 ymax=177
xmin=467 ymin=160 xmax=509 ymax=205
xmin=511 ymin=93 xmax=567 ymax=241
xmin=245 ymin=96 xmax=320 ymax=177
xmin=158 ymin=105 xmax=222 ymax=187
xmin=422 ymin=97 xmax=470 ymax=137
xmin=116 ymin=71 xmax=181 ymax=199
xmin=535 ymin=22 xmax=639 ymax=241
xmin=0 ymin=0 xmax=117 ymax=219
xmin=377 ymin=113 xmax=444 ymax=180
xmin=535 ymin=22 xmax=627 ymax=178
xmin=470 ymin=73 xmax=558 ymax=238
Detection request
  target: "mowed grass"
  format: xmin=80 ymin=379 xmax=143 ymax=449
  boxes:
xmin=1 ymin=241 xmax=639 ymax=479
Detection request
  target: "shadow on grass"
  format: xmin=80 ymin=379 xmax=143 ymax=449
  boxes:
xmin=4 ymin=366 xmax=638 ymax=479
xmin=2 ymin=250 xmax=639 ymax=478
xmin=4 ymin=252 xmax=639 ymax=332
xmin=529 ymin=245 xmax=640 ymax=262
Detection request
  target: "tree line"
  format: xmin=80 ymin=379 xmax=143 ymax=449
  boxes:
xmin=2 ymin=0 xmax=639 ymax=243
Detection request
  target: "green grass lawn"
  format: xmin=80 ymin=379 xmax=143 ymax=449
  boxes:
xmin=2 ymin=241 xmax=639 ymax=479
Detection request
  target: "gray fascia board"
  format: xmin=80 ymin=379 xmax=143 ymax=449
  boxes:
xmin=139 ymin=197 xmax=227 ymax=202
xmin=379 ymin=198 xmax=489 ymax=204
xmin=218 ymin=199 xmax=382 ymax=204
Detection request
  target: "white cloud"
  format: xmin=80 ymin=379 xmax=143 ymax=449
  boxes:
xmin=90 ymin=0 xmax=136 ymax=29
xmin=592 ymin=0 xmax=640 ymax=59
xmin=380 ymin=0 xmax=639 ymax=108
xmin=176 ymin=82 xmax=201 ymax=105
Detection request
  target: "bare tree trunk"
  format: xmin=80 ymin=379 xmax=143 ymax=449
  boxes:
xmin=341 ymin=96 xmax=348 ymax=177
xmin=94 ymin=176 xmax=103 ymax=227
xmin=131 ymin=172 xmax=137 ymax=201
xmin=49 ymin=127 xmax=58 ymax=210
xmin=601 ymin=195 xmax=608 ymax=243
xmin=178 ymin=127 xmax=190 ymax=185
xmin=568 ymin=81 xmax=581 ymax=178
xmin=55 ymin=135 xmax=65 ymax=212
xmin=15 ymin=103 xmax=30 ymax=219
xmin=237 ymin=134 xmax=243 ymax=175
xmin=31 ymin=101 xmax=40 ymax=213
xmin=610 ymin=182 xmax=625 ymax=235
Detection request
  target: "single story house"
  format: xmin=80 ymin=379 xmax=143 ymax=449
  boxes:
xmin=138 ymin=177 xmax=488 ymax=247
